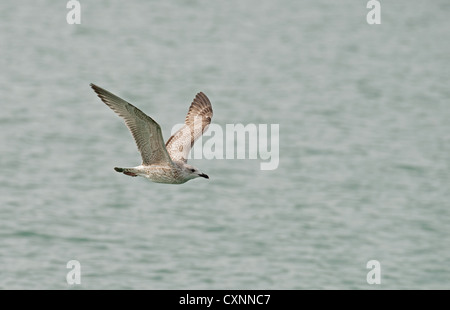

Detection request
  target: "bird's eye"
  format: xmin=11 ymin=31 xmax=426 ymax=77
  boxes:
xmin=190 ymin=169 xmax=195 ymax=172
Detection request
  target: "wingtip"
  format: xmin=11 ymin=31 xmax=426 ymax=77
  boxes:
xmin=194 ymin=92 xmax=211 ymax=106
xmin=90 ymin=83 xmax=105 ymax=97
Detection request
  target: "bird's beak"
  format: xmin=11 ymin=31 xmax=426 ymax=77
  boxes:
xmin=199 ymin=173 xmax=209 ymax=179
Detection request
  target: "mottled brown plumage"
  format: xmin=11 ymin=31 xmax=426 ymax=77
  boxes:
xmin=90 ymin=83 xmax=212 ymax=184
xmin=165 ymin=92 xmax=213 ymax=163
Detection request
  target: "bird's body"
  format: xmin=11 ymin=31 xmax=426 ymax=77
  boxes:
xmin=90 ymin=83 xmax=212 ymax=184
xmin=114 ymin=163 xmax=199 ymax=184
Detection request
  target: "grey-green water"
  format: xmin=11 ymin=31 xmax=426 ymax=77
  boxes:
xmin=1 ymin=0 xmax=449 ymax=289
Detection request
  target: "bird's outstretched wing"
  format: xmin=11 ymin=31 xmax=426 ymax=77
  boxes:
xmin=90 ymin=83 xmax=173 ymax=166
xmin=165 ymin=92 xmax=213 ymax=163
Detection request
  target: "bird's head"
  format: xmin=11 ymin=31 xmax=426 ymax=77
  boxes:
xmin=183 ymin=164 xmax=209 ymax=180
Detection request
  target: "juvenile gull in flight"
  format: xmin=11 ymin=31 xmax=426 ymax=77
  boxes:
xmin=90 ymin=83 xmax=213 ymax=184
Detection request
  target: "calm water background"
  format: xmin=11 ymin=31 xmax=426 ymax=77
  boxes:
xmin=0 ymin=0 xmax=449 ymax=289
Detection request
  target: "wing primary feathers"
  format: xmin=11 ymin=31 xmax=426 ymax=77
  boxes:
xmin=90 ymin=83 xmax=173 ymax=166
xmin=165 ymin=92 xmax=213 ymax=163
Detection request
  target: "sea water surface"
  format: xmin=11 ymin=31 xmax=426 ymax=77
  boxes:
xmin=0 ymin=0 xmax=449 ymax=289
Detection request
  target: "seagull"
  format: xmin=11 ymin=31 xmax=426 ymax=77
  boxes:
xmin=90 ymin=83 xmax=213 ymax=184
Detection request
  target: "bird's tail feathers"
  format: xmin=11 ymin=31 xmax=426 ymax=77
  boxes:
xmin=114 ymin=167 xmax=138 ymax=177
